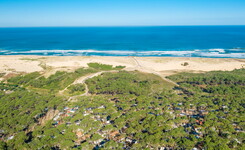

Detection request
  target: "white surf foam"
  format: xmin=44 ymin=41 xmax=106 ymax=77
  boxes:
xmin=199 ymin=52 xmax=245 ymax=58
xmin=209 ymin=49 xmax=225 ymax=53
xmin=2 ymin=49 xmax=245 ymax=58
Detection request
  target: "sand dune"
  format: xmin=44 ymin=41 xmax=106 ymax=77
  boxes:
xmin=0 ymin=56 xmax=244 ymax=79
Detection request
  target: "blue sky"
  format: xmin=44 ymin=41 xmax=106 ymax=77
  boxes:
xmin=0 ymin=0 xmax=245 ymax=27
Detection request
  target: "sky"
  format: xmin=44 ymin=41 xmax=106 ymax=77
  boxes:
xmin=0 ymin=0 xmax=245 ymax=27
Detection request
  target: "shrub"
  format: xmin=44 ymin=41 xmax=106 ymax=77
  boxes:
xmin=0 ymin=73 xmax=5 ymax=78
xmin=67 ymin=84 xmax=86 ymax=95
xmin=87 ymin=63 xmax=113 ymax=70
xmin=115 ymin=65 xmax=126 ymax=69
xmin=181 ymin=62 xmax=189 ymax=66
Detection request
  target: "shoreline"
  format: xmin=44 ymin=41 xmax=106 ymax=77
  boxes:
xmin=0 ymin=55 xmax=244 ymax=80
xmin=1 ymin=49 xmax=245 ymax=59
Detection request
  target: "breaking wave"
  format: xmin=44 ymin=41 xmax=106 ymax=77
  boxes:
xmin=0 ymin=48 xmax=244 ymax=58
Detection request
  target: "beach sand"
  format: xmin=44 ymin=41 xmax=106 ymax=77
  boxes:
xmin=0 ymin=56 xmax=244 ymax=79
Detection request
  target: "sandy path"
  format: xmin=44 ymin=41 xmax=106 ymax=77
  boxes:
xmin=1 ymin=56 xmax=244 ymax=76
xmin=1 ymin=55 xmax=244 ymax=101
xmin=66 ymin=70 xmax=120 ymax=101
xmin=1 ymin=55 xmax=244 ymax=89
xmin=65 ymin=57 xmax=179 ymax=100
xmin=129 ymin=57 xmax=179 ymax=86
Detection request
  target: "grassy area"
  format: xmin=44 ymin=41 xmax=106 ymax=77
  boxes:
xmin=87 ymin=62 xmax=125 ymax=70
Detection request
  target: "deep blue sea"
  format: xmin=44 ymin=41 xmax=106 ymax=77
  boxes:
xmin=0 ymin=26 xmax=245 ymax=58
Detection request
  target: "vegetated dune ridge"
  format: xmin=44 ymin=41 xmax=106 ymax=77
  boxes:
xmin=0 ymin=56 xmax=244 ymax=79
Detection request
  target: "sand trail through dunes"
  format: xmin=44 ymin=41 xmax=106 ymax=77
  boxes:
xmin=0 ymin=56 xmax=244 ymax=82
xmin=1 ymin=55 xmax=244 ymax=101
xmin=0 ymin=56 xmax=244 ymax=75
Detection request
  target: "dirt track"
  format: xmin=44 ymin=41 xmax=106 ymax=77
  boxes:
xmin=64 ymin=57 xmax=179 ymax=101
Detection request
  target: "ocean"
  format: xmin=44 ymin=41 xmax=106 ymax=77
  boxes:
xmin=0 ymin=26 xmax=245 ymax=58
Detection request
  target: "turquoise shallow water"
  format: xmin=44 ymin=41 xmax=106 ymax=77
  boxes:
xmin=0 ymin=26 xmax=245 ymax=58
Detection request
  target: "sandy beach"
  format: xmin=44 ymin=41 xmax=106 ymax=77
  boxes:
xmin=0 ymin=56 xmax=244 ymax=80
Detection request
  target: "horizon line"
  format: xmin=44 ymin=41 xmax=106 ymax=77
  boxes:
xmin=0 ymin=25 xmax=245 ymax=28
